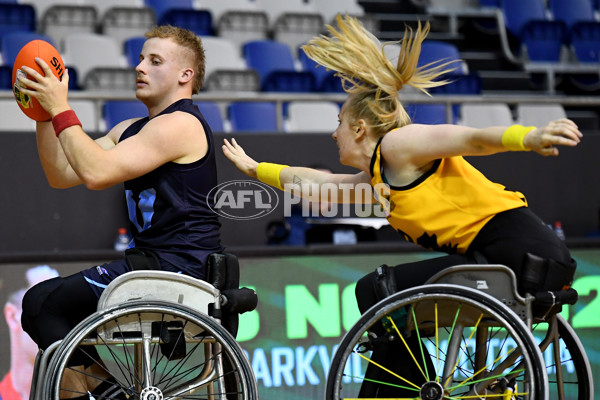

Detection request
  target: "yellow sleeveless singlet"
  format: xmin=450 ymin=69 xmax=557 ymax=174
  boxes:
xmin=370 ymin=139 xmax=527 ymax=254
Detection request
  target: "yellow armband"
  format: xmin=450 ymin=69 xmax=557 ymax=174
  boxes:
xmin=502 ymin=125 xmax=536 ymax=151
xmin=256 ymin=162 xmax=289 ymax=191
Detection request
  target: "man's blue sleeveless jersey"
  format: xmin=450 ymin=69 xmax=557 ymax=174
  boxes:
xmin=120 ymin=98 xmax=223 ymax=277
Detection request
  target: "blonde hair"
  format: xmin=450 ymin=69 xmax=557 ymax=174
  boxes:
xmin=145 ymin=25 xmax=206 ymax=94
xmin=301 ymin=15 xmax=457 ymax=137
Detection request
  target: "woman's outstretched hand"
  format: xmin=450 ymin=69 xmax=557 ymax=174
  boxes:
xmin=222 ymin=138 xmax=259 ymax=179
xmin=524 ymin=118 xmax=583 ymax=156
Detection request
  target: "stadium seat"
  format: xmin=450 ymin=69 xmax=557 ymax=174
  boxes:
xmin=406 ymin=104 xmax=452 ymax=125
xmin=70 ymin=99 xmax=99 ymax=132
xmin=272 ymin=13 xmax=324 ymax=57
xmin=228 ymin=102 xmax=278 ymax=132
xmin=478 ymin=0 xmax=499 ymax=6
xmin=195 ymin=0 xmax=255 ymax=21
xmin=256 ymin=0 xmax=317 ymax=25
xmin=417 ymin=40 xmax=482 ymax=95
xmin=1 ymin=31 xmax=55 ymax=67
xmin=256 ymin=0 xmax=323 ymax=55
xmin=202 ymin=36 xmax=246 ymax=77
xmin=19 ymin=0 xmax=83 ymax=23
xmin=0 ymin=99 xmax=36 ymax=132
xmin=312 ymin=0 xmax=364 ymax=24
xmin=0 ymin=3 xmax=36 ymax=38
xmin=548 ymin=0 xmax=596 ymax=31
xmin=548 ymin=0 xmax=600 ymax=63
xmin=201 ymin=36 xmax=259 ymax=92
xmin=144 ymin=0 xmax=193 ymax=21
xmin=459 ymin=103 xmax=514 ymax=128
xmin=65 ymin=64 xmax=80 ymax=90
xmin=570 ymin=22 xmax=600 ymax=62
xmin=194 ymin=101 xmax=225 ymax=133
xmin=243 ymin=40 xmax=295 ymax=78
xmin=214 ymin=10 xmax=269 ymax=50
xmin=41 ymin=5 xmax=98 ymax=51
xmin=84 ymin=67 xmax=137 ymax=91
xmin=0 ymin=65 xmax=10 ymax=89
xmin=297 ymin=47 xmax=344 ymax=92
xmin=101 ymin=7 xmax=156 ymax=50
xmin=159 ymin=9 xmax=213 ymax=36
xmin=418 ymin=40 xmax=465 ymax=74
xmin=243 ymin=40 xmax=315 ymax=91
xmin=501 ymin=0 xmax=567 ymax=62
xmin=285 ymin=101 xmax=340 ymax=133
xmin=515 ymin=103 xmax=567 ymax=127
xmin=92 ymin=0 xmax=147 ymax=19
xmin=124 ymin=36 xmax=145 ymax=67
xmin=62 ymin=33 xmax=127 ymax=82
xmin=103 ymin=100 xmax=147 ymax=131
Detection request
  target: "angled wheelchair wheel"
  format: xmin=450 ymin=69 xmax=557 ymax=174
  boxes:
xmin=532 ymin=314 xmax=594 ymax=400
xmin=42 ymin=301 xmax=257 ymax=400
xmin=326 ymin=284 xmax=548 ymax=400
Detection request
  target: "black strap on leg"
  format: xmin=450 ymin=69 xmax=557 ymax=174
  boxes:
xmin=520 ymin=253 xmax=579 ymax=318
xmin=520 ymin=253 xmax=577 ymax=294
xmin=124 ymin=248 xmax=161 ymax=271
xmin=374 ymin=264 xmax=397 ymax=302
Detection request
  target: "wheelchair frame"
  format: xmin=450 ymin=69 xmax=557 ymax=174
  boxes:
xmin=29 ymin=270 xmax=258 ymax=400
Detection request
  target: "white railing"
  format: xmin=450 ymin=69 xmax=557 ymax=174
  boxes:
xmin=1 ymin=90 xmax=600 ymax=131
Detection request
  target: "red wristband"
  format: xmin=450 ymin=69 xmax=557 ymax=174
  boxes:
xmin=52 ymin=109 xmax=82 ymax=137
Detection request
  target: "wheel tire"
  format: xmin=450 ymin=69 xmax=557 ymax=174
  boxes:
xmin=326 ymin=284 xmax=548 ymax=400
xmin=42 ymin=301 xmax=257 ymax=400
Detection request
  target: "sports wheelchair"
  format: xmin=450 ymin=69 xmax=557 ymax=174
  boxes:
xmin=29 ymin=253 xmax=259 ymax=400
xmin=326 ymin=263 xmax=593 ymax=400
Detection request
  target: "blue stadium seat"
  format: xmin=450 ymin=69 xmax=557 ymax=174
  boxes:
xmin=548 ymin=0 xmax=595 ymax=30
xmin=228 ymin=102 xmax=278 ymax=132
xmin=243 ymin=40 xmax=315 ymax=92
xmin=65 ymin=64 xmax=79 ymax=90
xmin=418 ymin=40 xmax=462 ymax=70
xmin=405 ymin=104 xmax=453 ymax=125
xmin=103 ymin=100 xmax=147 ymax=131
xmin=0 ymin=3 xmax=35 ymax=39
xmin=521 ymin=21 xmax=567 ymax=61
xmin=0 ymin=65 xmax=11 ymax=89
xmin=548 ymin=0 xmax=600 ymax=62
xmin=159 ymin=9 xmax=213 ymax=36
xmin=1 ymin=32 xmax=55 ymax=67
xmin=417 ymin=40 xmax=482 ymax=95
xmin=502 ymin=0 xmax=547 ymax=37
xmin=194 ymin=101 xmax=224 ymax=133
xmin=502 ymin=0 xmax=566 ymax=61
xmin=298 ymin=47 xmax=344 ymax=92
xmin=144 ymin=0 xmax=193 ymax=21
xmin=570 ymin=22 xmax=600 ymax=62
xmin=478 ymin=0 xmax=499 ymax=6
xmin=124 ymin=36 xmax=145 ymax=67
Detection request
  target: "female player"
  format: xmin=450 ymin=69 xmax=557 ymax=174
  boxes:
xmin=223 ymin=15 xmax=582 ymax=397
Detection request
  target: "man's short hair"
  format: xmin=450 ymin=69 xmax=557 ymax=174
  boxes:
xmin=145 ymin=25 xmax=206 ymax=94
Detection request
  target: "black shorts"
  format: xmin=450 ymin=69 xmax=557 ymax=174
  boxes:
xmin=81 ymin=258 xmax=131 ymax=297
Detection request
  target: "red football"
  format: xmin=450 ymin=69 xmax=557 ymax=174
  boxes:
xmin=12 ymin=40 xmax=65 ymax=122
